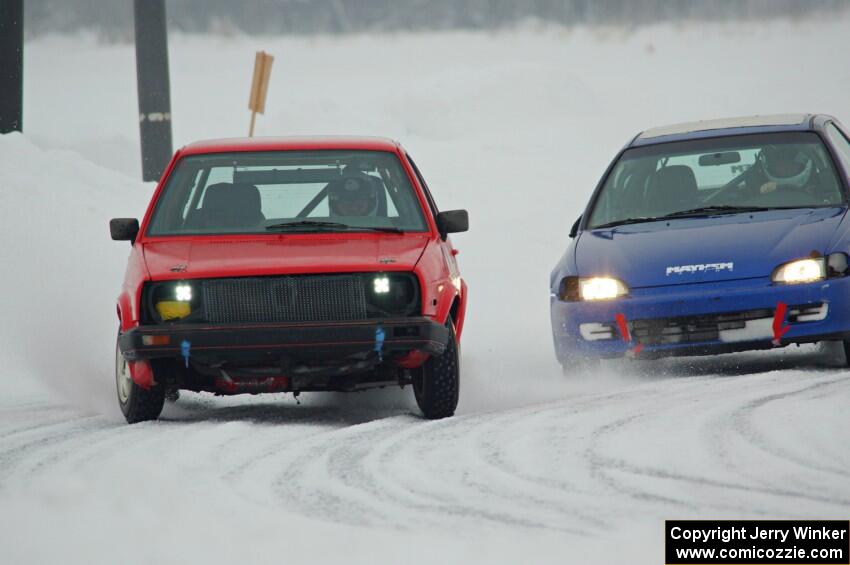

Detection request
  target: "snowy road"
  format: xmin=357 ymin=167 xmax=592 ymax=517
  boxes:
xmin=2 ymin=348 xmax=848 ymax=563
xmin=3 ymin=17 xmax=850 ymax=564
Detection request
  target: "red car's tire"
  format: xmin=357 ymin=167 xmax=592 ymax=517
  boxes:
xmin=115 ymin=338 xmax=165 ymax=424
xmin=413 ymin=316 xmax=460 ymax=419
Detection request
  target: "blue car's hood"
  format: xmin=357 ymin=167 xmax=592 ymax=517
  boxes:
xmin=576 ymin=207 xmax=846 ymax=288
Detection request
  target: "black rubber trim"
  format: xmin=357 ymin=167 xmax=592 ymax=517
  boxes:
xmin=118 ymin=317 xmax=449 ymax=361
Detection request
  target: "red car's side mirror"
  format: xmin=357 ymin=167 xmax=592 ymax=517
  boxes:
xmin=110 ymin=218 xmax=140 ymax=242
xmin=436 ymin=210 xmax=468 ymax=240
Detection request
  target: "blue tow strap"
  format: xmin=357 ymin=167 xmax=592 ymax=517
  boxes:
xmin=181 ymin=340 xmax=191 ymax=368
xmin=374 ymin=327 xmax=385 ymax=362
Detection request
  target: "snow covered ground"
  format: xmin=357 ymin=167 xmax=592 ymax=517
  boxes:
xmin=2 ymin=17 xmax=850 ymax=564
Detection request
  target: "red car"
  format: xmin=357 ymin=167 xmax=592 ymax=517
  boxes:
xmin=110 ymin=137 xmax=468 ymax=423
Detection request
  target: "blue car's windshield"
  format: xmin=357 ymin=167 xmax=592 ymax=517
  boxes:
xmin=587 ymin=132 xmax=845 ymax=229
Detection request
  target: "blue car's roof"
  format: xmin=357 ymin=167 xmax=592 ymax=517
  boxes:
xmin=630 ymin=114 xmax=821 ymax=147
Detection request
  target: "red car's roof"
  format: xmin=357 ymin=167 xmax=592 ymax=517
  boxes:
xmin=180 ymin=136 xmax=401 ymax=156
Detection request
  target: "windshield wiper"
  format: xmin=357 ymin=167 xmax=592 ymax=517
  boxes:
xmin=351 ymin=226 xmax=404 ymax=234
xmin=592 ymin=216 xmax=664 ymax=229
xmin=661 ymin=205 xmax=772 ymax=218
xmin=591 ymin=205 xmax=827 ymax=230
xmin=266 ymin=220 xmax=351 ymax=231
xmin=592 ymin=207 xmax=768 ymax=228
xmin=265 ymin=220 xmax=403 ymax=233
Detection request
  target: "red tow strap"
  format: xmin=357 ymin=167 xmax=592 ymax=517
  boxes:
xmin=615 ymin=313 xmax=643 ymax=355
xmin=129 ymin=360 xmax=155 ymax=390
xmin=772 ymin=301 xmax=790 ymax=346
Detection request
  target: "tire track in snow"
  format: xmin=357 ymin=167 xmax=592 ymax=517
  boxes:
xmin=356 ymin=411 xmax=595 ymax=533
xmin=728 ymin=375 xmax=850 ymax=480
xmin=254 ymin=388 xmax=670 ymax=534
xmin=586 ymin=371 xmax=850 ymax=517
xmin=266 ymin=413 xmax=583 ymax=532
xmin=0 ymin=413 xmax=112 ymax=482
xmin=587 ymin=413 xmax=698 ymax=510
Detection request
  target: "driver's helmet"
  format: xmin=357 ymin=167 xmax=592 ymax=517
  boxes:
xmin=328 ymin=174 xmax=379 ymax=217
xmin=758 ymin=144 xmax=814 ymax=188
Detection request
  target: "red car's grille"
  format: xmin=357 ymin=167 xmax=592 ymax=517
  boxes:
xmin=202 ymin=275 xmax=368 ymax=324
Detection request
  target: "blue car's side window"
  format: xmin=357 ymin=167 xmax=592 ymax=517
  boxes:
xmin=825 ymin=123 xmax=850 ymax=176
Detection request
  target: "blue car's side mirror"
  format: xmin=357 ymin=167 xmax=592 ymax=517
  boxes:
xmin=569 ymin=216 xmax=581 ymax=238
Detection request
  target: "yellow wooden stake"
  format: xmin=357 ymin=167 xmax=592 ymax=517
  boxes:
xmin=248 ymin=50 xmax=274 ymax=136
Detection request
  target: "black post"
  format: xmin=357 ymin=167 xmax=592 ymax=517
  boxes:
xmin=0 ymin=0 xmax=24 ymax=134
xmin=134 ymin=0 xmax=173 ymax=181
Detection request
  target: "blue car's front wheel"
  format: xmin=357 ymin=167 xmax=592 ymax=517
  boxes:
xmin=841 ymin=341 xmax=850 ymax=366
xmin=558 ymin=352 xmax=600 ymax=376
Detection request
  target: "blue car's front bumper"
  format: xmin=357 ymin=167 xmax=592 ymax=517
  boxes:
xmin=550 ymin=275 xmax=850 ymax=361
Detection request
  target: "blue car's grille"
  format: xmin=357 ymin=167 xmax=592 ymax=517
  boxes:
xmin=629 ymin=303 xmax=824 ymax=346
xmin=631 ymin=308 xmax=772 ymax=345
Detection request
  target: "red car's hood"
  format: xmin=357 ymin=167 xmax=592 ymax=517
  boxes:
xmin=142 ymin=235 xmax=430 ymax=280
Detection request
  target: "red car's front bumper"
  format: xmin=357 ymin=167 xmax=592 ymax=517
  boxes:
xmin=119 ymin=317 xmax=449 ymax=363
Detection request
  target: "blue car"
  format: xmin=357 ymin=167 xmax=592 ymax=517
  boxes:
xmin=551 ymin=114 xmax=850 ymax=365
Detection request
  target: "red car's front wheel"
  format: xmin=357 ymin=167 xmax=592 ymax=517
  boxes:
xmin=116 ymin=336 xmax=165 ymax=424
xmin=413 ymin=316 xmax=460 ymax=419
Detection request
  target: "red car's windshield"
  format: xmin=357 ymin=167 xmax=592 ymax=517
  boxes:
xmin=147 ymin=150 xmax=428 ymax=235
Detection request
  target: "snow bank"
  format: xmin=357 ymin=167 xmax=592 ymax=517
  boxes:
xmin=0 ymin=133 xmax=151 ymax=412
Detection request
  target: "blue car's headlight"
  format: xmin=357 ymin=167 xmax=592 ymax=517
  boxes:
xmin=579 ymin=277 xmax=629 ymax=300
xmin=772 ymin=253 xmax=849 ymax=284
xmin=558 ymin=276 xmax=629 ymax=301
xmin=772 ymin=258 xmax=825 ymax=284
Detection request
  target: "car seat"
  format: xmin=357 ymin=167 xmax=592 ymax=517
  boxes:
xmin=198 ymin=182 xmax=265 ymax=229
xmin=648 ymin=165 xmax=699 ymax=215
